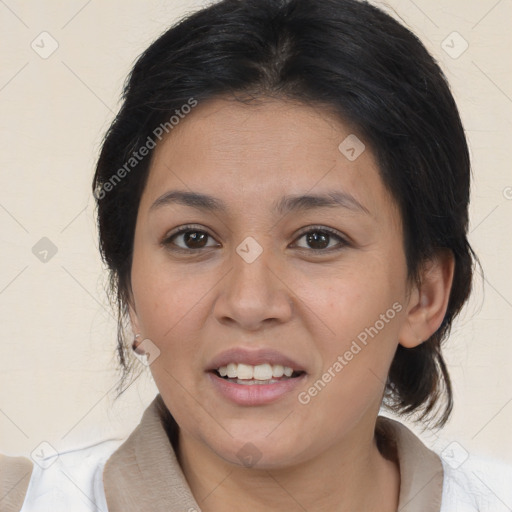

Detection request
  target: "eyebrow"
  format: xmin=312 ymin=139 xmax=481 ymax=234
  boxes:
xmin=149 ymin=189 xmax=370 ymax=216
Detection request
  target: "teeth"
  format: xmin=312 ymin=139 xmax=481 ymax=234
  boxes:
xmin=253 ymin=363 xmax=272 ymax=380
xmin=272 ymin=364 xmax=284 ymax=378
xmin=237 ymin=363 xmax=253 ymax=380
xmin=236 ymin=378 xmax=281 ymax=385
xmin=226 ymin=363 xmax=237 ymax=378
xmin=216 ymin=363 xmax=297 ymax=380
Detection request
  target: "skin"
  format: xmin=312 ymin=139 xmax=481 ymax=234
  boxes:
xmin=128 ymin=96 xmax=454 ymax=511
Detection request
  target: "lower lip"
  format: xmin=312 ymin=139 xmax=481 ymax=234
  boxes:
xmin=207 ymin=371 xmax=307 ymax=406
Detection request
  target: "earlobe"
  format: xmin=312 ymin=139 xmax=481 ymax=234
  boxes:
xmin=398 ymin=250 xmax=455 ymax=349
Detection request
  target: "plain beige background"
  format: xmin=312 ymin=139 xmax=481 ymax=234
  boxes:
xmin=1 ymin=0 xmax=511 ymax=472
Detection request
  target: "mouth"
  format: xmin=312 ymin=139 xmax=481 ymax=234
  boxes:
xmin=210 ymin=362 xmax=306 ymax=385
xmin=206 ymin=347 xmax=307 ymax=405
xmin=206 ymin=348 xmax=308 ymax=405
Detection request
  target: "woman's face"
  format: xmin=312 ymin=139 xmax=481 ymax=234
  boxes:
xmin=129 ymin=97 xmax=415 ymax=468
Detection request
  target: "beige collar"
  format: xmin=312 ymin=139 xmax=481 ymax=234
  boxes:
xmin=376 ymin=415 xmax=444 ymax=511
xmin=0 ymin=454 xmax=33 ymax=512
xmin=103 ymin=395 xmax=443 ymax=512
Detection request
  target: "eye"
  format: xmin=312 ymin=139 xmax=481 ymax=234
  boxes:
xmin=162 ymin=225 xmax=219 ymax=251
xmin=292 ymin=226 xmax=349 ymax=252
xmin=162 ymin=224 xmax=350 ymax=254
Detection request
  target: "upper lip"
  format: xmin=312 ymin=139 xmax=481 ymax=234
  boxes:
xmin=207 ymin=347 xmax=306 ymax=373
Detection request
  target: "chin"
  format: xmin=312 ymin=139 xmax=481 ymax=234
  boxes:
xmin=207 ymin=430 xmax=308 ymax=470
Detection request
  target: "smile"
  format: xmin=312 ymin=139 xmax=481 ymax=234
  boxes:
xmin=206 ymin=347 xmax=307 ymax=405
xmin=209 ymin=365 xmax=306 ymax=405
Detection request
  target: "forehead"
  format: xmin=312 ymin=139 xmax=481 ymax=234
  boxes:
xmin=141 ymin=97 xmax=396 ymax=221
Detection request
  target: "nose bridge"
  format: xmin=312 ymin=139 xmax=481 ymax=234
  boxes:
xmin=230 ymin=237 xmax=278 ymax=306
xmin=213 ymin=236 xmax=293 ymax=329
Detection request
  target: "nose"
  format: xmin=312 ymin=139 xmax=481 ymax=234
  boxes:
xmin=213 ymin=245 xmax=294 ymax=332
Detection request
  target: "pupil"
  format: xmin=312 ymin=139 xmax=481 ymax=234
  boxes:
xmin=307 ymin=231 xmax=329 ymax=249
xmin=185 ymin=231 xmax=207 ymax=248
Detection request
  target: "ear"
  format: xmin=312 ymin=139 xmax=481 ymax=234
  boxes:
xmin=398 ymin=249 xmax=455 ymax=348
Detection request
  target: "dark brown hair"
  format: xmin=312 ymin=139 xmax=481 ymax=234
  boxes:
xmin=93 ymin=0 xmax=476 ymax=427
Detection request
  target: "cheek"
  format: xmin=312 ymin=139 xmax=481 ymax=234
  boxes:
xmin=131 ymin=244 xmax=212 ymax=337
xmin=129 ymin=249 xmax=239 ymax=408
xmin=294 ymin=280 xmax=402 ymax=439
xmin=305 ymin=260 xmax=403 ymax=341
xmin=299 ymin=257 xmax=406 ymax=394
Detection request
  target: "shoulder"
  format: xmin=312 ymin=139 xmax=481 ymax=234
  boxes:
xmin=440 ymin=451 xmax=512 ymax=511
xmin=0 ymin=438 xmax=124 ymax=512
xmin=0 ymin=454 xmax=33 ymax=512
xmin=376 ymin=416 xmax=512 ymax=512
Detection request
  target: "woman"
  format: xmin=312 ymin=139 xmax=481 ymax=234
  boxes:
xmin=2 ymin=0 xmax=511 ymax=510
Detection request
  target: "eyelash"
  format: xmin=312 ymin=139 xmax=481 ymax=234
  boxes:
xmin=161 ymin=224 xmax=350 ymax=254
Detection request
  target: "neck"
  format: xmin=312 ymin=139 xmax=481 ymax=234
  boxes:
xmin=177 ymin=417 xmax=400 ymax=512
